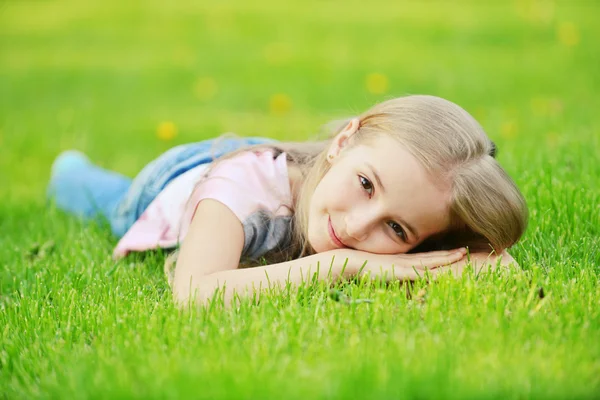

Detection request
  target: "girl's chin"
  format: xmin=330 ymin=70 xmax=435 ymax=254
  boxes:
xmin=306 ymin=236 xmax=329 ymax=254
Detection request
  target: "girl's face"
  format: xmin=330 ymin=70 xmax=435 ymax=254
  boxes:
xmin=307 ymin=120 xmax=453 ymax=254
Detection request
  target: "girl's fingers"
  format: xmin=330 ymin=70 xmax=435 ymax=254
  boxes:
xmin=419 ymin=250 xmax=465 ymax=268
xmin=413 ymin=248 xmax=467 ymax=258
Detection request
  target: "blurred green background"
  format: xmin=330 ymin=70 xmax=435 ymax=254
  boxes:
xmin=1 ymin=1 xmax=599 ymax=398
xmin=1 ymin=0 xmax=597 ymax=200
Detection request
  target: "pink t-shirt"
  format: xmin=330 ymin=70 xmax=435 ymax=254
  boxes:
xmin=113 ymin=150 xmax=294 ymax=260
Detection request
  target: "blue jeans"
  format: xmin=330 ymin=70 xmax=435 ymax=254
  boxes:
xmin=47 ymin=136 xmax=274 ymax=237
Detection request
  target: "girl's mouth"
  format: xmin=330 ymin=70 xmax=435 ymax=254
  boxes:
xmin=328 ymin=216 xmax=347 ymax=248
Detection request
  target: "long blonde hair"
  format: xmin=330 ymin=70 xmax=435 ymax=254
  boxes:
xmin=199 ymin=95 xmax=527 ymax=263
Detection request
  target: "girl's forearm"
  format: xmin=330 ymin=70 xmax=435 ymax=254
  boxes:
xmin=174 ymin=249 xmax=360 ymax=307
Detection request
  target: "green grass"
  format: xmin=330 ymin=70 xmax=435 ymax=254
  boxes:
xmin=1 ymin=0 xmax=599 ymax=398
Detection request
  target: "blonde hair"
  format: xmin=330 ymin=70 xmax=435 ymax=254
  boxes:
xmin=293 ymin=95 xmax=526 ymax=257
xmin=184 ymin=95 xmax=527 ymax=266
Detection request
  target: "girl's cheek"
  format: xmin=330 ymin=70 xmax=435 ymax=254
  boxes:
xmin=352 ymin=176 xmax=363 ymax=195
xmin=350 ymin=179 xmax=365 ymax=203
xmin=375 ymin=231 xmax=406 ymax=254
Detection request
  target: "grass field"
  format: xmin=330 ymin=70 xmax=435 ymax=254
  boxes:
xmin=1 ymin=1 xmax=599 ymax=398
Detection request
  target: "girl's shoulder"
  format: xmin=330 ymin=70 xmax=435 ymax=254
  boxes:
xmin=190 ymin=149 xmax=293 ymax=220
xmin=211 ymin=149 xmax=288 ymax=184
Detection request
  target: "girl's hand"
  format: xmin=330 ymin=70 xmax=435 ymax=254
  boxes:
xmin=435 ymin=249 xmax=519 ymax=277
xmin=354 ymin=248 xmax=468 ymax=281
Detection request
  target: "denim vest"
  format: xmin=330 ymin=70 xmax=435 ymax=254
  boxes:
xmin=111 ymin=136 xmax=274 ymax=237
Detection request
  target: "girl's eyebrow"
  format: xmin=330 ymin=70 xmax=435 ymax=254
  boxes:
xmin=366 ymin=162 xmax=420 ymax=241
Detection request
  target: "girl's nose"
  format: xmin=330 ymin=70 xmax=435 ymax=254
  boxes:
xmin=345 ymin=213 xmax=373 ymax=242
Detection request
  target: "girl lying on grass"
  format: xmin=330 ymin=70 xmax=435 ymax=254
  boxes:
xmin=48 ymin=95 xmax=528 ymax=306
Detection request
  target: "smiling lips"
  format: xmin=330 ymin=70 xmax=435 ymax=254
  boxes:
xmin=328 ymin=216 xmax=347 ymax=248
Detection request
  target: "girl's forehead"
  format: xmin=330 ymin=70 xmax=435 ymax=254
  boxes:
xmin=352 ymin=136 xmax=415 ymax=167
xmin=357 ymin=136 xmax=452 ymax=188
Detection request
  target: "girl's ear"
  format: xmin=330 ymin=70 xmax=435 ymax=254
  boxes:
xmin=327 ymin=118 xmax=360 ymax=162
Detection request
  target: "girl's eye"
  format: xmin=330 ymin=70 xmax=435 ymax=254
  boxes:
xmin=388 ymin=221 xmax=407 ymax=241
xmin=359 ymin=176 xmax=373 ymax=197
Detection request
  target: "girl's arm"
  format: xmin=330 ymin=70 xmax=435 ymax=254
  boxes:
xmin=173 ymin=200 xmax=467 ymax=307
xmin=172 ymin=199 xmax=356 ymax=306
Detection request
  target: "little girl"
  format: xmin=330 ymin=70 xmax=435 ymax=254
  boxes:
xmin=48 ymin=95 xmax=528 ymax=306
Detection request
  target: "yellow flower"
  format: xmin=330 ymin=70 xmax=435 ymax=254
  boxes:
xmin=500 ymin=120 xmax=519 ymax=139
xmin=193 ymin=77 xmax=218 ymax=101
xmin=557 ymin=22 xmax=580 ymax=47
xmin=157 ymin=121 xmax=178 ymax=141
xmin=366 ymin=72 xmax=389 ymax=95
xmin=269 ymin=93 xmax=293 ymax=115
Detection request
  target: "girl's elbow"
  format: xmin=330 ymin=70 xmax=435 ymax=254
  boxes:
xmin=171 ymin=284 xmax=189 ymax=307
